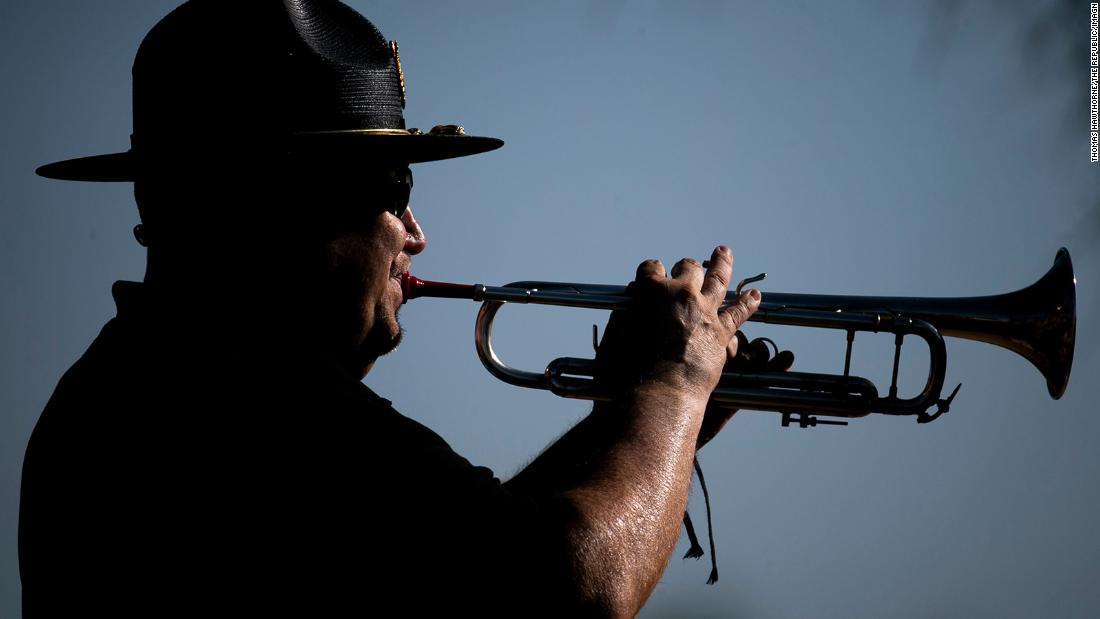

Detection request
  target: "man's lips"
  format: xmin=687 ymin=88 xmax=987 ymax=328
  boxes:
xmin=390 ymin=256 xmax=411 ymax=302
xmin=390 ymin=266 xmax=408 ymax=299
xmin=392 ymin=254 xmax=411 ymax=279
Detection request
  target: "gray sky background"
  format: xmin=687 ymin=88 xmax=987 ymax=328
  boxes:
xmin=2 ymin=1 xmax=1098 ymax=617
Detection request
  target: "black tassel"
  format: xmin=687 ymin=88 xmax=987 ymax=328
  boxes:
xmin=694 ymin=456 xmax=719 ymax=585
xmin=682 ymin=511 xmax=704 ymax=559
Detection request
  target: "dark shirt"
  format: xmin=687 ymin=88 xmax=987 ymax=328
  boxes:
xmin=20 ymin=282 xmax=566 ymax=617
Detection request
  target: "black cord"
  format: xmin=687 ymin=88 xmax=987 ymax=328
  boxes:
xmin=694 ymin=456 xmax=719 ymax=584
xmin=681 ymin=456 xmax=719 ymax=584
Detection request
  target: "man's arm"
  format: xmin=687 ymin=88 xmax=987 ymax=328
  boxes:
xmin=501 ymin=246 xmax=760 ymax=617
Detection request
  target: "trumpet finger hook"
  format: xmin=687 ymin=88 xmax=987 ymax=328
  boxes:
xmin=735 ymin=273 xmax=767 ymax=296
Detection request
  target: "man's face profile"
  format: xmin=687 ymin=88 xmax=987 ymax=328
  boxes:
xmin=134 ymin=157 xmax=424 ymax=379
xmin=306 ymin=163 xmax=426 ymax=376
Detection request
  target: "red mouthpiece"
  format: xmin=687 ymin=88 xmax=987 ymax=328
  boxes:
xmin=401 ymin=273 xmax=478 ymax=303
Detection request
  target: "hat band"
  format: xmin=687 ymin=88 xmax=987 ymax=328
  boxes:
xmin=295 ymin=128 xmax=414 ymax=136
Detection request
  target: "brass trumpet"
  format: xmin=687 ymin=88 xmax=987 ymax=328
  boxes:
xmin=401 ymin=248 xmax=1076 ymax=427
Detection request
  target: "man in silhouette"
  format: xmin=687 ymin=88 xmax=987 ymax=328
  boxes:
xmin=21 ymin=1 xmax=789 ymax=616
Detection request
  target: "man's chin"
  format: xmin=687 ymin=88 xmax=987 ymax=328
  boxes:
xmin=373 ymin=326 xmax=404 ymax=357
xmin=357 ymin=324 xmax=404 ymax=371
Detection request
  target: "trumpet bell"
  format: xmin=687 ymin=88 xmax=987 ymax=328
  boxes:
xmin=971 ymin=247 xmax=1075 ymax=399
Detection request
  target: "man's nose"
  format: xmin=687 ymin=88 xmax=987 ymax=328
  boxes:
xmin=401 ymin=207 xmax=427 ymax=255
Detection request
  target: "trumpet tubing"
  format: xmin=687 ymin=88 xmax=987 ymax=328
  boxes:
xmin=401 ymin=248 xmax=1076 ymax=427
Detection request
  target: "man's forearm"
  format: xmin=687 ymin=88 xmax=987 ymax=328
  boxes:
xmin=504 ymin=382 xmax=707 ymax=616
xmin=498 ymin=247 xmax=759 ymax=616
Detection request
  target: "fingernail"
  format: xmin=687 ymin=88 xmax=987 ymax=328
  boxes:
xmin=748 ymin=289 xmax=761 ymax=301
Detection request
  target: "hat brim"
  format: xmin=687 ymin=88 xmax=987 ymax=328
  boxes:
xmin=36 ymin=132 xmax=505 ymax=182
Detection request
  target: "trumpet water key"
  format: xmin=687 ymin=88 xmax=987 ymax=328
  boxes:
xmin=401 ymin=248 xmax=1076 ymax=428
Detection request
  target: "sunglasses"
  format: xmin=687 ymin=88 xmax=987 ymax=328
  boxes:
xmin=377 ymin=166 xmax=413 ymax=219
xmin=301 ymin=164 xmax=414 ymax=222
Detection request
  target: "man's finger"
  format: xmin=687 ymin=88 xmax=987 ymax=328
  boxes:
xmin=636 ymin=258 xmax=665 ymax=282
xmin=725 ymin=330 xmax=749 ymax=362
xmin=743 ymin=338 xmax=771 ymax=371
xmin=767 ymin=350 xmax=795 ymax=372
xmin=670 ymin=257 xmax=704 ymax=289
xmin=701 ymin=245 xmax=732 ymax=300
xmin=718 ymin=287 xmax=761 ymax=335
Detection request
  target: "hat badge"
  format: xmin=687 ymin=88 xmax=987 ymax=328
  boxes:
xmin=390 ymin=40 xmax=406 ymax=109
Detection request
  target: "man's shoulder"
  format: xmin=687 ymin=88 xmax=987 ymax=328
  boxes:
xmin=32 ymin=297 xmax=425 ymax=436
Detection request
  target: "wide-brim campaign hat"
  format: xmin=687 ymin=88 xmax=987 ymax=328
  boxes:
xmin=36 ymin=0 xmax=503 ymax=182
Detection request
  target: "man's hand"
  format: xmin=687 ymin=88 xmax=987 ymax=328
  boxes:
xmin=596 ymin=246 xmax=762 ymax=409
